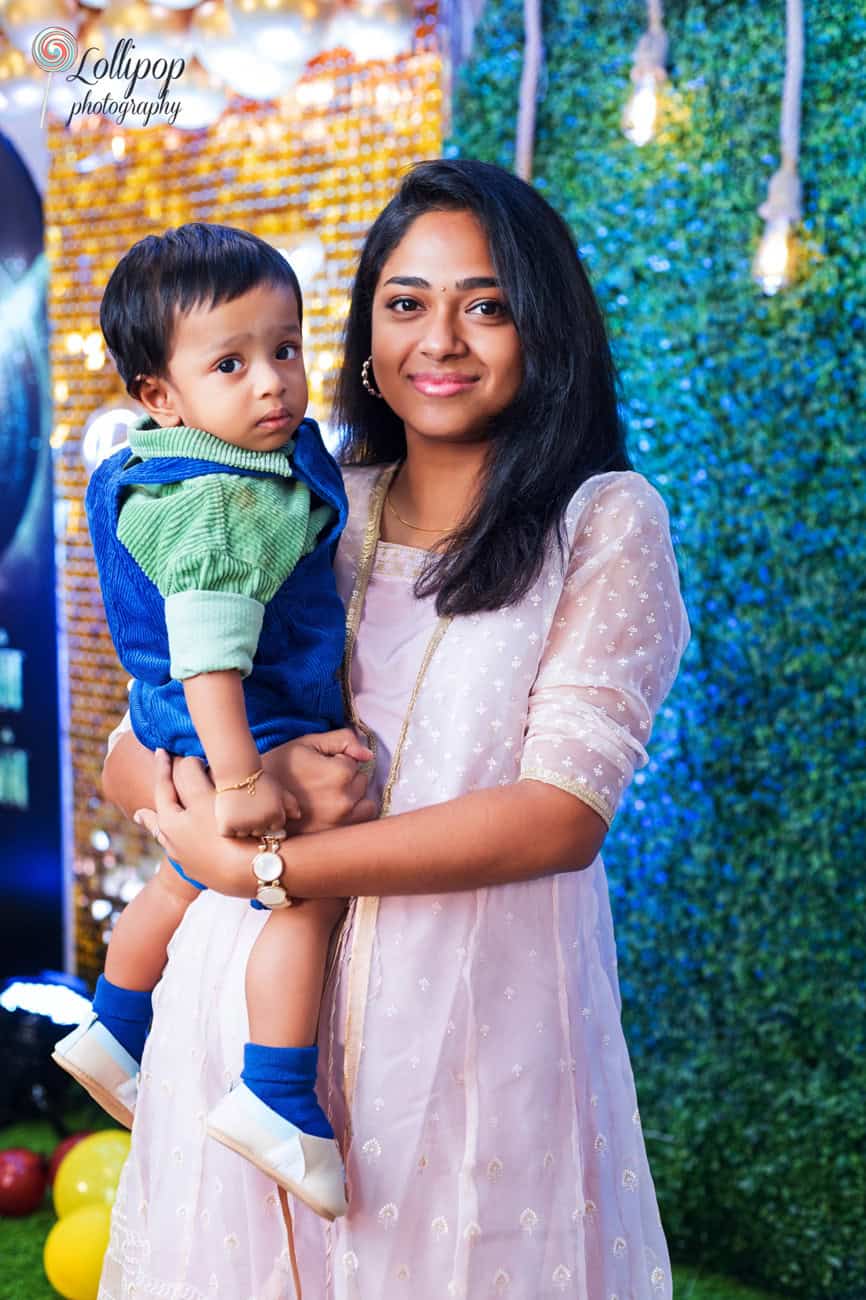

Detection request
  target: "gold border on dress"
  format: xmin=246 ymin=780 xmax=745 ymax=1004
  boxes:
xmin=339 ymin=463 xmax=454 ymax=1153
xmin=518 ymin=768 xmax=615 ymax=829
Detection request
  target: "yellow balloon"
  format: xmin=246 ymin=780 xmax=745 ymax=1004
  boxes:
xmin=53 ymin=1130 xmax=131 ymax=1218
xmin=44 ymin=1203 xmax=112 ymax=1300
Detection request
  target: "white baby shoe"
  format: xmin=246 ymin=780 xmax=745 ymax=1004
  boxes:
xmin=52 ymin=1013 xmax=138 ymax=1130
xmin=207 ymin=1083 xmax=348 ymax=1221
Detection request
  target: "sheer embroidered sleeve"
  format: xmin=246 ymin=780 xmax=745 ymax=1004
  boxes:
xmin=518 ymin=472 xmax=690 ymax=828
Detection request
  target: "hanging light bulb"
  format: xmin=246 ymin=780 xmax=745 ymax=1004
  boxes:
xmin=753 ymin=0 xmax=804 ymax=296
xmin=622 ymin=1 xmax=667 ymax=146
xmin=622 ymin=75 xmax=658 ymax=147
xmin=753 ymin=163 xmax=800 ymax=295
xmin=753 ymin=215 xmax=792 ymax=296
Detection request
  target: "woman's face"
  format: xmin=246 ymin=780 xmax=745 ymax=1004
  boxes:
xmin=370 ymin=209 xmax=523 ymax=444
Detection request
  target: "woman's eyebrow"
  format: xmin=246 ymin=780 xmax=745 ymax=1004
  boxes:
xmin=383 ymin=275 xmax=501 ymax=290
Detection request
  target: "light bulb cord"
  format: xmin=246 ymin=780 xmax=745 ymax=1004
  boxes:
xmin=759 ymin=0 xmax=804 ymax=224
xmin=631 ymin=0 xmax=668 ymax=85
xmin=780 ymin=0 xmax=804 ymax=168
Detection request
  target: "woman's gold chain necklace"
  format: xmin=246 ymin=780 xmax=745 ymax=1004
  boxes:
xmin=385 ymin=470 xmax=457 ymax=534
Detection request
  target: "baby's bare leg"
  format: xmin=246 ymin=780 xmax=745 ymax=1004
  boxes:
xmin=246 ymin=898 xmax=347 ymax=1045
xmin=104 ymin=859 xmax=202 ymax=992
xmin=208 ymin=898 xmax=349 ymax=1210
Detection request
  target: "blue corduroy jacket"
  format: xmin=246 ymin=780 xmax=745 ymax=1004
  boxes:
xmin=86 ymin=417 xmax=348 ymax=758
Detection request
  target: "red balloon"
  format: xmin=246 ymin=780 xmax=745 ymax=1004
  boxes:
xmin=47 ymin=1132 xmax=95 ymax=1186
xmin=0 ymin=1148 xmax=48 ymax=1217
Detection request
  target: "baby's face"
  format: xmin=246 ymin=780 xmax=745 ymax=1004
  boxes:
xmin=161 ymin=282 xmax=307 ymax=451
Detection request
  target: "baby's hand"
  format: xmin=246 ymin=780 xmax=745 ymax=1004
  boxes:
xmin=214 ymin=770 xmax=300 ymax=838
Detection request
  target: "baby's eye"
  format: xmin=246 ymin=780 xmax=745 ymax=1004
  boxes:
xmin=217 ymin=358 xmax=241 ymax=374
xmin=277 ymin=344 xmax=299 ymax=360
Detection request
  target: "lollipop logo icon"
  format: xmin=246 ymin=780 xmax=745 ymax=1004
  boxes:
xmin=31 ymin=27 xmax=79 ymax=127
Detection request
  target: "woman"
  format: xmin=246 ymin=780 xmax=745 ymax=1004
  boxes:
xmin=98 ymin=158 xmax=690 ymax=1299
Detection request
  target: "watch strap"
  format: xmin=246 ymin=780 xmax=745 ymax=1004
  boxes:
xmin=252 ymin=834 xmax=294 ymax=909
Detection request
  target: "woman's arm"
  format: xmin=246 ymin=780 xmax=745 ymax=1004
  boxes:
xmin=139 ymin=751 xmax=608 ymax=897
xmin=102 ymin=729 xmax=157 ymax=820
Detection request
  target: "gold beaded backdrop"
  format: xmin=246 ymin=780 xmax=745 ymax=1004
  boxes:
xmin=48 ymin=25 xmax=442 ymax=983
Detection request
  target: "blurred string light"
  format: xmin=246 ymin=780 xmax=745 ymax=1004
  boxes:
xmin=753 ymin=0 xmax=804 ymax=295
xmin=0 ymin=977 xmax=90 ymax=1026
xmin=273 ymin=235 xmax=326 ymax=292
xmin=622 ymin=0 xmax=668 ymax=147
xmin=80 ymin=406 xmax=139 ymax=473
xmin=0 ymin=256 xmax=43 ymax=349
xmin=0 ymin=973 xmax=92 ymax=1125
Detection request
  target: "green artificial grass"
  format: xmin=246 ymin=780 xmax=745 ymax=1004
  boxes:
xmin=1 ymin=1202 xmax=56 ymax=1300
xmin=673 ymin=1266 xmax=783 ymax=1300
xmin=0 ymin=1118 xmax=783 ymax=1300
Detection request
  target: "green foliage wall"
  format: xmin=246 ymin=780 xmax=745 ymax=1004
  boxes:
xmin=450 ymin=3 xmax=866 ymax=1297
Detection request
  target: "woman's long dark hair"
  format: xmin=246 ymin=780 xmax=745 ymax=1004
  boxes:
xmin=334 ymin=158 xmax=632 ymax=616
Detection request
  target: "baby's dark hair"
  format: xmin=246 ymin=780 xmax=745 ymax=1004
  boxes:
xmin=100 ymin=223 xmax=303 ymax=399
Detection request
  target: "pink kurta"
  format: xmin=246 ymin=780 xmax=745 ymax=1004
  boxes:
xmin=98 ymin=464 xmax=690 ymax=1300
xmin=350 ymin=539 xmax=440 ymax=807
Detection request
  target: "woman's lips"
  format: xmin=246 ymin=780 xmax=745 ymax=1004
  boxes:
xmin=409 ymin=373 xmax=479 ymax=398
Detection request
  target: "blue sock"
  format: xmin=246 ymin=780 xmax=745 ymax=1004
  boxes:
xmin=242 ymin=1043 xmax=334 ymax=1140
xmin=91 ymin=975 xmax=152 ymax=1065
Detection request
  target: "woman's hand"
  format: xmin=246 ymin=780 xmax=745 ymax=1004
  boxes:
xmin=134 ymin=752 xmax=235 ymax=890
xmin=103 ymin=719 xmax=376 ymax=830
xmin=133 ymin=729 xmax=378 ymax=892
xmin=260 ymin=729 xmax=376 ymax=833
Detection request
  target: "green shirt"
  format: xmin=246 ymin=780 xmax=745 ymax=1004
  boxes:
xmin=117 ymin=417 xmax=334 ymax=680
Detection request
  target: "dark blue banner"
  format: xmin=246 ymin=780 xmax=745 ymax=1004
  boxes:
xmin=0 ymin=134 xmax=65 ymax=976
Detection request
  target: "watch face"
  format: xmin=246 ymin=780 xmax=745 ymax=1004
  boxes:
xmin=257 ymin=885 xmax=289 ymax=909
xmin=252 ymin=850 xmax=284 ymax=883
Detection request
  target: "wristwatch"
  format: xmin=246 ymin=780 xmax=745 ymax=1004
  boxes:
xmin=252 ymin=833 xmax=294 ymax=909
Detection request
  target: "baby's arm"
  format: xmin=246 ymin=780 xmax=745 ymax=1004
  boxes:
xmin=118 ymin=471 xmax=324 ymax=838
xmin=184 ymin=670 xmax=299 ymax=837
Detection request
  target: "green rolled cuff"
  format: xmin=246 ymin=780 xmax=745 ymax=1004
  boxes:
xmin=165 ymin=590 xmax=265 ymax=680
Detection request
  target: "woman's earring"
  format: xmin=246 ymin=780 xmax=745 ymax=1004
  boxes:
xmin=361 ymin=356 xmax=383 ymax=399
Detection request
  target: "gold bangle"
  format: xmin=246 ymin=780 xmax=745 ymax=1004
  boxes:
xmin=215 ymin=769 xmax=265 ymax=796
